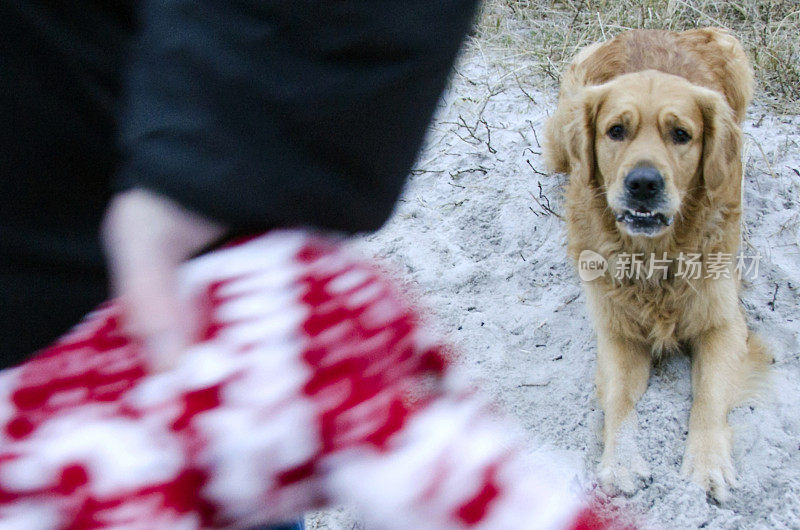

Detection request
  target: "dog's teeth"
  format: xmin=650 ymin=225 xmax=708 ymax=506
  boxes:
xmin=619 ymin=210 xmax=672 ymax=225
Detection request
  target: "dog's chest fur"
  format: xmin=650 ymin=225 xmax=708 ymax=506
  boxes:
xmin=591 ymin=265 xmax=706 ymax=356
xmin=568 ymin=185 xmax=741 ymax=357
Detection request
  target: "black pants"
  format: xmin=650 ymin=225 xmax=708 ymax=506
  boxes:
xmin=0 ymin=263 xmax=107 ymax=367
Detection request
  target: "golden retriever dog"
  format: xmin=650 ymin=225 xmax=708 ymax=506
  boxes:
xmin=544 ymin=28 xmax=771 ymax=502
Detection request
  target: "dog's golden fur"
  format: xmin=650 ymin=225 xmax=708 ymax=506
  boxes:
xmin=544 ymin=28 xmax=771 ymax=501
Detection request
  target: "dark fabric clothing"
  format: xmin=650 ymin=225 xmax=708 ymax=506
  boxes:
xmin=0 ymin=263 xmax=107 ymax=363
xmin=0 ymin=0 xmax=479 ymax=366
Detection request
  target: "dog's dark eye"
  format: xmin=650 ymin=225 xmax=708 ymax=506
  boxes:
xmin=607 ymin=124 xmax=625 ymax=141
xmin=672 ymin=127 xmax=691 ymax=144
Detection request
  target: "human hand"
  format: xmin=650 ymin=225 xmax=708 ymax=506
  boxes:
xmin=102 ymin=189 xmax=226 ymax=371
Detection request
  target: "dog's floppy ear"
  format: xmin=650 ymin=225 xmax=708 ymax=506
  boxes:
xmin=545 ymin=85 xmax=608 ymax=185
xmin=694 ymin=86 xmax=743 ymax=205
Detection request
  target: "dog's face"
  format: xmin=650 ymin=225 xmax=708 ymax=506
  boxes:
xmin=572 ymin=70 xmax=741 ymax=239
xmin=595 ymin=74 xmax=703 ymax=237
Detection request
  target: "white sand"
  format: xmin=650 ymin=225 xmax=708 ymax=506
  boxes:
xmin=307 ymin=45 xmax=800 ymax=530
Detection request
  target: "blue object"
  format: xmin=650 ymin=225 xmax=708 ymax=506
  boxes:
xmin=259 ymin=522 xmax=304 ymax=530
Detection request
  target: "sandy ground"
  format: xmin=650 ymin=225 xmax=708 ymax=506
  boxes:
xmin=305 ymin=45 xmax=800 ymax=530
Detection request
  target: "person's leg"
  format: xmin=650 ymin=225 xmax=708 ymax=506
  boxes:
xmin=0 ymin=263 xmax=107 ymax=368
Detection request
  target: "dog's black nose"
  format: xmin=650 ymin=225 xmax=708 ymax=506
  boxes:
xmin=624 ymin=167 xmax=664 ymax=201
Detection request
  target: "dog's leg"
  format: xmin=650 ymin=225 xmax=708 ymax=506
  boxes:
xmin=682 ymin=320 xmax=747 ymax=503
xmin=596 ymin=329 xmax=652 ymax=495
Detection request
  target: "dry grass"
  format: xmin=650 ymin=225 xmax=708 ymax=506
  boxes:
xmin=475 ymin=0 xmax=800 ymax=113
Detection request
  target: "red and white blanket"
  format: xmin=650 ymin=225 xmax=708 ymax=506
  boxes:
xmin=0 ymin=230 xmax=619 ymax=529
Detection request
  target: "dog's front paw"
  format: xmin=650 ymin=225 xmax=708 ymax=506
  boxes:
xmin=597 ymin=452 xmax=650 ymax=496
xmin=681 ymin=429 xmax=737 ymax=503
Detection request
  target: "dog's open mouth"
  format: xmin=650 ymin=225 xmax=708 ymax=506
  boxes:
xmin=615 ymin=208 xmax=673 ymax=234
